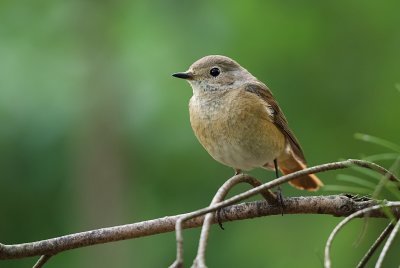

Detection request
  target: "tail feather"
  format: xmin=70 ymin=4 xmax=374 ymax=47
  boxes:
xmin=278 ymin=154 xmax=323 ymax=191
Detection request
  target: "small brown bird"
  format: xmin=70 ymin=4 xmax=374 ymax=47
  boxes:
xmin=172 ymin=55 xmax=323 ymax=191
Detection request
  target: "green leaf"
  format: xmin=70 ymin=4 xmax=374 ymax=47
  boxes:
xmin=354 ymin=133 xmax=400 ymax=153
xmin=379 ymin=202 xmax=396 ymax=222
xmin=349 ymin=165 xmax=386 ymax=181
xmin=362 ymin=153 xmax=400 ymax=162
xmin=336 ymin=174 xmax=376 ymax=189
xmin=395 ymin=83 xmax=400 ymax=93
xmin=323 ymin=185 xmax=372 ymax=195
xmin=384 ymin=183 xmax=400 ymax=200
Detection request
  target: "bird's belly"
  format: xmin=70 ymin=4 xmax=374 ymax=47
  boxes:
xmin=206 ymin=136 xmax=281 ymax=170
xmin=189 ymin=96 xmax=286 ymax=170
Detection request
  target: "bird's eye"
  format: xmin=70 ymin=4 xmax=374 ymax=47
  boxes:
xmin=209 ymin=67 xmax=220 ymax=77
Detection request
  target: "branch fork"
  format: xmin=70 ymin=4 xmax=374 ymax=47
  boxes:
xmin=169 ymin=159 xmax=399 ymax=268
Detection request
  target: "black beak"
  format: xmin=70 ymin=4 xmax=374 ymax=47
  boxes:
xmin=172 ymin=71 xmax=193 ymax=80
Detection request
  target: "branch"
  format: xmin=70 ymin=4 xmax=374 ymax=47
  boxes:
xmin=192 ymin=174 xmax=275 ymax=268
xmin=324 ymin=202 xmax=400 ymax=268
xmin=0 ymin=194 xmax=396 ymax=261
xmin=375 ymin=217 xmax=400 ymax=268
xmin=356 ymin=222 xmax=394 ymax=268
xmin=0 ymin=159 xmax=398 ymax=268
xmin=33 ymin=255 xmax=53 ymax=268
xmin=169 ymin=159 xmax=398 ymax=267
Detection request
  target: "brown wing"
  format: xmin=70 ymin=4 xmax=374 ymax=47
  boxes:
xmin=244 ymin=82 xmax=307 ymax=163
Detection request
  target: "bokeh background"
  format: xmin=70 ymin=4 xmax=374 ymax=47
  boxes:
xmin=1 ymin=1 xmax=399 ymax=267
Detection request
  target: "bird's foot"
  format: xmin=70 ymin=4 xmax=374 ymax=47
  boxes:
xmin=275 ymin=186 xmax=284 ymax=216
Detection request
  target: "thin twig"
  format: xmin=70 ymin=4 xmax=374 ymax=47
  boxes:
xmin=193 ymin=176 xmax=244 ymax=268
xmin=240 ymin=176 xmax=277 ymax=204
xmin=354 ymin=157 xmax=400 ymax=249
xmin=170 ymin=159 xmax=398 ymax=268
xmin=192 ymin=175 xmax=273 ymax=268
xmin=324 ymin=202 xmax=400 ymax=268
xmin=356 ymin=222 xmax=394 ymax=268
xmin=33 ymin=255 xmax=52 ymax=268
xmin=375 ymin=218 xmax=400 ymax=268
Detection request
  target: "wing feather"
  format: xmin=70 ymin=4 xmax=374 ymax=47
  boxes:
xmin=244 ymin=82 xmax=307 ymax=163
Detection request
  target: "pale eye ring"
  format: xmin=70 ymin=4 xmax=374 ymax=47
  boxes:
xmin=209 ymin=67 xmax=220 ymax=77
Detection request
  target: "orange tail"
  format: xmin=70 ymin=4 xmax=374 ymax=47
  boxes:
xmin=278 ymin=155 xmax=323 ymax=191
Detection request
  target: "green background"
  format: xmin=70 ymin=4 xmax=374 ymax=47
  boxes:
xmin=1 ymin=0 xmax=399 ymax=267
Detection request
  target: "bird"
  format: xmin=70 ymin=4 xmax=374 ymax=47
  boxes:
xmin=172 ymin=55 xmax=323 ymax=191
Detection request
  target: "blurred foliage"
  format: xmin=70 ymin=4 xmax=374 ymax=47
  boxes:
xmin=0 ymin=0 xmax=399 ymax=267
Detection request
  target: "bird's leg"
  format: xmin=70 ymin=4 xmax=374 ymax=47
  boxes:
xmin=234 ymin=168 xmax=242 ymax=175
xmin=274 ymin=159 xmax=279 ymax=179
xmin=274 ymin=159 xmax=284 ymax=215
